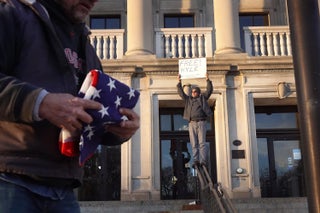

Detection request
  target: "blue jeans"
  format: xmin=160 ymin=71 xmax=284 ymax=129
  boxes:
xmin=188 ymin=120 xmax=208 ymax=164
xmin=0 ymin=179 xmax=80 ymax=213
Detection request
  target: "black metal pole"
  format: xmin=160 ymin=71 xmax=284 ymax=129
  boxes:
xmin=286 ymin=0 xmax=320 ymax=212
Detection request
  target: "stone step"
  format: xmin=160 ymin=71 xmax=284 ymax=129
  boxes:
xmin=79 ymin=200 xmax=204 ymax=213
xmin=232 ymin=197 xmax=308 ymax=213
xmin=79 ymin=197 xmax=308 ymax=213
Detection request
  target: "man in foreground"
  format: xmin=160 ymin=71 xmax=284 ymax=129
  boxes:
xmin=0 ymin=0 xmax=139 ymax=212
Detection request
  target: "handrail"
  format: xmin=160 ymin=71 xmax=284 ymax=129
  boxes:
xmin=194 ymin=164 xmax=237 ymax=213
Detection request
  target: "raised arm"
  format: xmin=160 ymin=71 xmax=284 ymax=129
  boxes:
xmin=177 ymin=74 xmax=188 ymax=100
xmin=202 ymin=74 xmax=213 ymax=99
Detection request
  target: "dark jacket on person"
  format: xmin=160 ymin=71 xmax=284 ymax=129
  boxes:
xmin=177 ymin=79 xmax=213 ymax=121
xmin=0 ymin=0 xmax=124 ymax=187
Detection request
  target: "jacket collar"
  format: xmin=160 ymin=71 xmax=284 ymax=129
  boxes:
xmin=19 ymin=0 xmax=50 ymax=23
xmin=22 ymin=0 xmax=91 ymax=36
xmin=21 ymin=0 xmax=36 ymax=4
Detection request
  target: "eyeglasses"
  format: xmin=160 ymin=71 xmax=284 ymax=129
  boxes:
xmin=192 ymin=90 xmax=198 ymax=93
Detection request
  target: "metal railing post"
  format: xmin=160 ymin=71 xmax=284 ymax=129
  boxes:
xmin=287 ymin=0 xmax=320 ymax=212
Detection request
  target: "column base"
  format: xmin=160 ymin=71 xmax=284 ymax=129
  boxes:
xmin=213 ymin=52 xmax=248 ymax=60
xmin=125 ymin=49 xmax=155 ymax=57
xmin=215 ymin=47 xmax=243 ymax=54
xmin=123 ymin=54 xmax=156 ymax=60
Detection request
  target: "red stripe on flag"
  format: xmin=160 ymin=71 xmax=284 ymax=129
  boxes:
xmin=59 ymin=140 xmax=79 ymax=157
xmin=90 ymin=69 xmax=99 ymax=87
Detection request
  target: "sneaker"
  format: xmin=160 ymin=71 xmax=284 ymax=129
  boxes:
xmin=200 ymin=162 xmax=207 ymax=168
xmin=192 ymin=161 xmax=200 ymax=168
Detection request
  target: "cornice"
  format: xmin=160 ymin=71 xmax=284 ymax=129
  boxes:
xmin=101 ymin=56 xmax=294 ymax=76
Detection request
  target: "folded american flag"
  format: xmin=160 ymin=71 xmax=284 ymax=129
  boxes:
xmin=59 ymin=69 xmax=140 ymax=166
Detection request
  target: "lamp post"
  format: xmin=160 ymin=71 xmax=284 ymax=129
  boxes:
xmin=287 ymin=0 xmax=320 ymax=212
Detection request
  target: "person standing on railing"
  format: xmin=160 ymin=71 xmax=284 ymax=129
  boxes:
xmin=0 ymin=0 xmax=139 ymax=212
xmin=177 ymin=74 xmax=213 ymax=168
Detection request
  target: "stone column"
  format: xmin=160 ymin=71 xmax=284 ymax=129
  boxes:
xmin=126 ymin=0 xmax=154 ymax=56
xmin=214 ymin=0 xmax=242 ymax=54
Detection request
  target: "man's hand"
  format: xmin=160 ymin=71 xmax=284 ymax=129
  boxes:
xmin=105 ymin=108 xmax=140 ymax=140
xmin=39 ymin=93 xmax=102 ymax=134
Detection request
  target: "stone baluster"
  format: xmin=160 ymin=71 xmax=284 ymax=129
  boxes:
xmin=178 ymin=35 xmax=183 ymax=58
xmin=253 ymin=33 xmax=259 ymax=56
xmin=198 ymin=35 xmax=203 ymax=57
xmin=165 ymin=34 xmax=170 ymax=58
xmin=273 ymin=33 xmax=280 ymax=56
xmin=286 ymin=32 xmax=292 ymax=56
xmin=172 ymin=35 xmax=177 ymax=58
xmin=260 ymin=33 xmax=266 ymax=56
xmin=185 ymin=35 xmax=190 ymax=58
xmin=280 ymin=32 xmax=285 ymax=56
xmin=267 ymin=33 xmax=273 ymax=56
xmin=110 ymin=36 xmax=115 ymax=59
xmin=102 ymin=36 xmax=107 ymax=59
xmin=96 ymin=36 xmax=102 ymax=59
xmin=191 ymin=34 xmax=197 ymax=58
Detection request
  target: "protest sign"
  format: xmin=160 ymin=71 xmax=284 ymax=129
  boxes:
xmin=179 ymin=58 xmax=207 ymax=79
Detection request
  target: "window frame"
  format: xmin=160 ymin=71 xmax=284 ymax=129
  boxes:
xmin=164 ymin=14 xmax=195 ymax=28
xmin=255 ymin=105 xmax=305 ymax=197
xmin=239 ymin=12 xmax=270 ymax=49
xmin=90 ymin=15 xmax=121 ymax=29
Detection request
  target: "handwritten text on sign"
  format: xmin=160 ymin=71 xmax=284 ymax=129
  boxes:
xmin=179 ymin=58 xmax=207 ymax=79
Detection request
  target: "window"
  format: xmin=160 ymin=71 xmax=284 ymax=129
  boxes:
xmin=90 ymin=15 xmax=121 ymax=29
xmin=160 ymin=108 xmax=211 ymax=132
xmin=239 ymin=13 xmax=269 ymax=49
xmin=78 ymin=146 xmax=121 ymax=201
xmin=255 ymin=112 xmax=298 ymax=129
xmin=164 ymin=14 xmax=194 ymax=28
xmin=255 ymin=106 xmax=306 ymax=198
xmin=159 ymin=107 xmax=216 ymax=200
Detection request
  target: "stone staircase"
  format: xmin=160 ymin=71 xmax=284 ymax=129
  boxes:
xmin=232 ymin=197 xmax=308 ymax=213
xmin=79 ymin=200 xmax=203 ymax=213
xmin=79 ymin=197 xmax=308 ymax=213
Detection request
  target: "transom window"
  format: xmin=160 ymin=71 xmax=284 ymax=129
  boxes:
xmin=239 ymin=13 xmax=269 ymax=49
xmin=255 ymin=106 xmax=299 ymax=129
xmin=160 ymin=108 xmax=212 ymax=132
xmin=164 ymin=14 xmax=194 ymax=28
xmin=90 ymin=15 xmax=121 ymax=29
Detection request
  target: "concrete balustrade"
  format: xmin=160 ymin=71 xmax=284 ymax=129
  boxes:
xmin=89 ymin=29 xmax=125 ymax=60
xmin=244 ymin=26 xmax=292 ymax=57
xmin=154 ymin=27 xmax=213 ymax=58
xmin=89 ymin=26 xmax=292 ymax=60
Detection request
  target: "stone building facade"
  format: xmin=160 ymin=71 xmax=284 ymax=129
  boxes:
xmin=78 ymin=0 xmax=306 ymax=201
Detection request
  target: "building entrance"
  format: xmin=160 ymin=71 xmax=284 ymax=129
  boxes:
xmin=160 ymin=139 xmax=195 ymax=199
xmin=159 ymin=107 xmax=216 ymax=200
xmin=255 ymin=106 xmax=306 ymax=197
xmin=78 ymin=146 xmax=121 ymax=201
xmin=257 ymin=137 xmax=305 ymax=197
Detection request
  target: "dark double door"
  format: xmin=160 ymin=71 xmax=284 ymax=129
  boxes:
xmin=160 ymin=137 xmax=216 ymax=200
xmin=257 ymin=136 xmax=306 ymax=197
